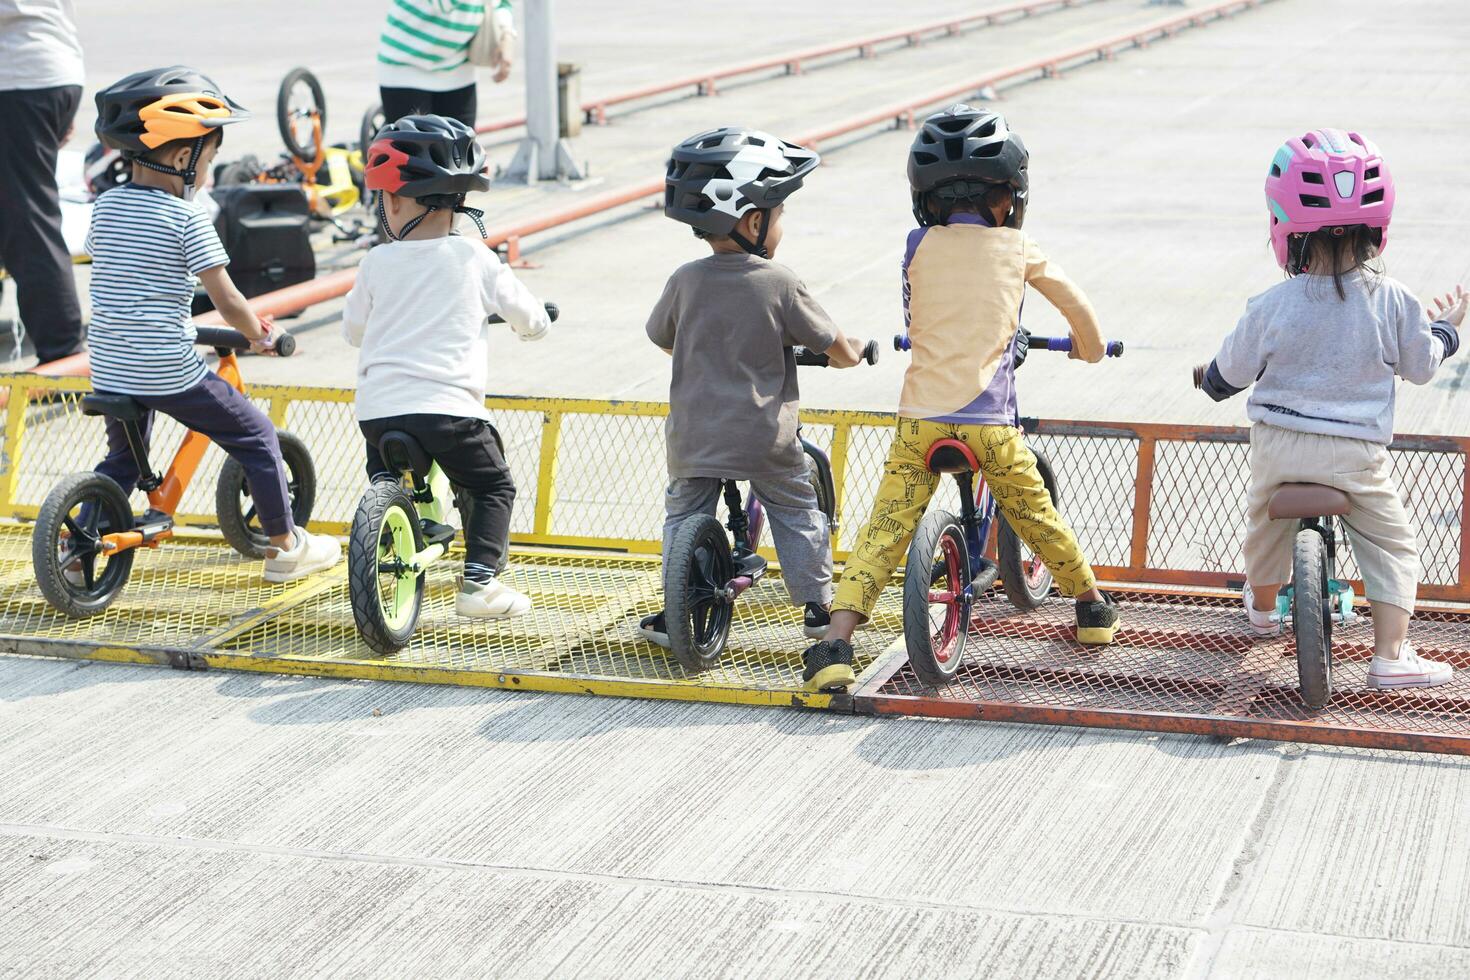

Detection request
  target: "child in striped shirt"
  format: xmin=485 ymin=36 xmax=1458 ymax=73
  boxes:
xmin=84 ymin=67 xmax=340 ymax=583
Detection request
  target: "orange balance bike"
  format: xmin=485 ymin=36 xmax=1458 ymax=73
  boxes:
xmin=32 ymin=329 xmax=315 ymax=617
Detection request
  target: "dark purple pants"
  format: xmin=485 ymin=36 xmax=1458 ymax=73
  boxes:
xmin=94 ymin=372 xmax=292 ymax=537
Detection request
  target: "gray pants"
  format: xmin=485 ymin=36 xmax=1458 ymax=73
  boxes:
xmin=663 ymin=472 xmax=832 ymax=606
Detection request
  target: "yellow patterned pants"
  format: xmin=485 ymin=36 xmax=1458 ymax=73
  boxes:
xmin=833 ymin=418 xmax=1097 ymax=618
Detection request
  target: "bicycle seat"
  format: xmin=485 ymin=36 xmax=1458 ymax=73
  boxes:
xmin=377 ymin=431 xmax=433 ymax=480
xmin=925 ymin=438 xmax=980 ymax=475
xmin=1268 ymin=483 xmax=1352 ymax=520
xmin=80 ymin=393 xmax=146 ymax=422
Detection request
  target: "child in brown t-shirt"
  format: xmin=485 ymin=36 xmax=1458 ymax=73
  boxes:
xmin=639 ymin=127 xmax=864 ymax=687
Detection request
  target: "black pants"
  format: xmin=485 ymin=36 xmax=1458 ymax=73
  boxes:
xmin=0 ymin=85 xmax=84 ymax=363
xmin=360 ymin=414 xmax=513 ymax=573
xmin=379 ymin=84 xmax=477 ymax=128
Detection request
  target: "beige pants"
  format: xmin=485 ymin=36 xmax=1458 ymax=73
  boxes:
xmin=1245 ymin=423 xmax=1419 ymax=613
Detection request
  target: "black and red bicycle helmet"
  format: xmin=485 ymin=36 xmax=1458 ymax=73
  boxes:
xmin=365 ymin=114 xmax=491 ymax=240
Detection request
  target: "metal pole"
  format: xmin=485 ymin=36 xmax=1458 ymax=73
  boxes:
xmin=504 ymin=0 xmax=584 ymax=183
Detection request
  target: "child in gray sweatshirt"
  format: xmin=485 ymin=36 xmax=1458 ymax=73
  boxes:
xmin=1199 ymin=128 xmax=1465 ymax=691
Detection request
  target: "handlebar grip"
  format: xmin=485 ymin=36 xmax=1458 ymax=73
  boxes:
xmin=193 ymin=327 xmax=249 ymax=351
xmin=893 ymin=334 xmax=911 ymax=352
xmin=862 ymin=339 xmax=880 ymax=366
xmin=1026 ymin=336 xmax=1124 ymax=358
xmin=488 ymin=302 xmax=559 ymax=326
xmin=274 ymin=332 xmax=297 ymax=357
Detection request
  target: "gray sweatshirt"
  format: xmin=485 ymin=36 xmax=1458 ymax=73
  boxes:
xmin=1204 ymin=272 xmax=1455 ymax=445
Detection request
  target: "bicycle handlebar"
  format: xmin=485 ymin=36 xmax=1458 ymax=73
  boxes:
xmin=195 ymin=327 xmax=297 ymax=358
xmin=892 ymin=334 xmax=1124 ymax=357
xmin=793 ymin=339 xmax=880 ymax=367
xmin=488 ymin=302 xmax=559 ymax=326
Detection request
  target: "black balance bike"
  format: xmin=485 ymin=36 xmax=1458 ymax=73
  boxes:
xmin=659 ymin=339 xmax=881 ymax=672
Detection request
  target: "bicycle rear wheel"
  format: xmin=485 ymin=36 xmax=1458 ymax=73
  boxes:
xmin=216 ymin=430 xmax=317 ymax=558
xmin=664 ymin=514 xmax=734 ymax=672
xmin=348 ymin=480 xmax=425 ymax=655
xmin=903 ymin=509 xmax=971 ymax=687
xmin=32 ymin=472 xmax=136 ymax=618
xmin=1292 ymin=527 xmax=1333 ymax=710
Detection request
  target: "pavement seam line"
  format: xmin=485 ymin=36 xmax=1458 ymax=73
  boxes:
xmin=0 ymin=820 xmax=1187 ymax=931
xmin=1180 ymin=744 xmax=1303 ymax=980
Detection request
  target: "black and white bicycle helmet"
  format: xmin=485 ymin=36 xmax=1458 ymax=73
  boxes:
xmin=908 ymin=104 xmax=1029 ymax=228
xmin=664 ymin=127 xmax=820 ymax=257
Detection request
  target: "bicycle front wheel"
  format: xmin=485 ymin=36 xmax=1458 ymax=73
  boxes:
xmin=997 ymin=448 xmax=1059 ymax=610
xmin=32 ymin=472 xmax=137 ymax=618
xmin=277 ymin=66 xmax=326 ymax=162
xmin=349 ymin=480 xmax=425 ymax=655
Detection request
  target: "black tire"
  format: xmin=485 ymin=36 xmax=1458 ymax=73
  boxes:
xmin=1292 ymin=527 xmax=1333 ymax=710
xmin=664 ymin=513 xmax=734 ymax=672
xmin=277 ymin=67 xmax=326 ymax=161
xmin=32 ymin=472 xmax=137 ymax=617
xmin=997 ymin=448 xmax=1059 ymax=610
xmin=903 ymin=509 xmax=971 ymax=687
xmin=216 ymin=431 xmax=317 ymax=558
xmin=348 ymin=480 xmax=425 ymax=655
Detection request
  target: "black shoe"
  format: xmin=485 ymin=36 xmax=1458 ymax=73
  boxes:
xmin=637 ymin=611 xmax=670 ymax=649
xmin=801 ymin=638 xmax=856 ymax=693
xmin=803 ymin=602 xmax=830 ymax=640
xmin=1075 ymin=592 xmax=1120 ymax=646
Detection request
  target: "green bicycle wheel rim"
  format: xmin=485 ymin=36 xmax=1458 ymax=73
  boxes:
xmin=378 ymin=504 xmax=418 ymax=631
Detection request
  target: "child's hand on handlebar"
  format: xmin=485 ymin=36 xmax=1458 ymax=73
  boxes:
xmin=823 ymin=334 xmax=867 ymax=369
xmin=249 ymin=315 xmax=279 ymax=356
xmin=1432 ymin=285 xmax=1468 ymax=328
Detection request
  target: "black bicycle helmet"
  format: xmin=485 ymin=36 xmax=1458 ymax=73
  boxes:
xmin=365 ymin=114 xmax=491 ymax=240
xmin=664 ymin=127 xmax=820 ymax=257
xmin=908 ymin=104 xmax=1029 ymax=228
xmin=94 ymin=66 xmax=249 ymax=195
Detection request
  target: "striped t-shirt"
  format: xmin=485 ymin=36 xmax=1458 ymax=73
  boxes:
xmin=85 ymin=185 xmax=229 ymax=396
xmin=377 ymin=0 xmax=511 ymax=92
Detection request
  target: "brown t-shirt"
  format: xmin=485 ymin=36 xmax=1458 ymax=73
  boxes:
xmin=646 ymin=253 xmax=839 ymax=479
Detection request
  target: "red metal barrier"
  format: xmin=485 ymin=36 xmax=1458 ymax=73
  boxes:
xmin=474 ymin=0 xmax=1096 ymax=136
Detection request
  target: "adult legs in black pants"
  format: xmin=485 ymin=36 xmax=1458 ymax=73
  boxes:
xmin=0 ymin=85 xmax=85 ymax=364
xmin=379 ymin=84 xmax=478 ymax=128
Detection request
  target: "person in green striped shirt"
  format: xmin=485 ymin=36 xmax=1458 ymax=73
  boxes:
xmin=378 ymin=0 xmax=516 ymax=127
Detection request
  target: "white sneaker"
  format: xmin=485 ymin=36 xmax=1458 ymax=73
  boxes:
xmin=1367 ymin=642 xmax=1454 ymax=690
xmin=1242 ymin=583 xmax=1281 ymax=637
xmin=456 ymin=576 xmax=531 ymax=619
xmin=263 ymin=527 xmax=342 ymax=583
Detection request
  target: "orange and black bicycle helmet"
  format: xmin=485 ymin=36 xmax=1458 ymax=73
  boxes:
xmin=94 ymin=66 xmax=250 ymax=194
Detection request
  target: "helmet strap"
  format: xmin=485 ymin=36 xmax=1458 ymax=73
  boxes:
xmin=377 ymin=192 xmax=440 ymax=242
xmin=728 ymin=209 xmax=771 ymax=258
xmin=1288 ymin=231 xmax=1313 ymax=275
xmin=133 ymin=135 xmax=207 ymax=200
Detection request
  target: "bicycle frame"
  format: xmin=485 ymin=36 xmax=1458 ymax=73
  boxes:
xmin=390 ymin=460 xmax=456 ymax=575
xmin=1278 ymin=515 xmax=1357 ymax=623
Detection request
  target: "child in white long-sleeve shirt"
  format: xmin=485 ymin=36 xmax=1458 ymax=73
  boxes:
xmin=344 ymin=114 xmax=550 ymax=618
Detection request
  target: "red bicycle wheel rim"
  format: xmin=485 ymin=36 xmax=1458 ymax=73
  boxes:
xmin=932 ymin=534 xmax=965 ymax=664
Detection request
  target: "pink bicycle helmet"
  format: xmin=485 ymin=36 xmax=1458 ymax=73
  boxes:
xmin=1265 ymin=128 xmax=1394 ymax=270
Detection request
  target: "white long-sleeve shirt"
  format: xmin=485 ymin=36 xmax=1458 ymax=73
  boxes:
xmin=342 ymin=235 xmax=549 ymax=422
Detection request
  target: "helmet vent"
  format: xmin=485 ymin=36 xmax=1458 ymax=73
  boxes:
xmin=1364 ymin=166 xmax=1380 ymax=180
xmin=1361 ymin=189 xmax=1385 ymax=205
xmin=970 ymin=142 xmax=1002 ymax=159
xmin=1301 ymin=172 xmax=1324 ymax=185
xmin=943 ymin=137 xmax=963 ymax=161
xmin=1270 ymin=164 xmax=1282 ymax=177
xmin=745 ymin=136 xmax=765 ymax=147
xmin=935 ymin=117 xmax=971 ymax=134
xmin=697 ymin=135 xmax=723 ymax=149
xmin=1299 ymin=194 xmax=1331 ymax=208
xmin=912 ymin=151 xmax=939 ymax=165
xmin=975 ymin=119 xmax=997 ymax=138
xmin=1302 ymin=134 xmax=1317 ymax=148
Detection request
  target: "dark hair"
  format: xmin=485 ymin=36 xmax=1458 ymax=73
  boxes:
xmin=1285 ymin=224 xmax=1383 ymax=300
xmin=923 ymin=182 xmax=1013 ymax=226
xmin=144 ymin=128 xmax=223 ymax=164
